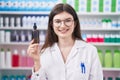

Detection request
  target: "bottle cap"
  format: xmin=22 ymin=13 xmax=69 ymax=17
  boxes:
xmin=106 ymin=50 xmax=111 ymax=53
xmin=1 ymin=48 xmax=4 ymax=51
xmin=7 ymin=48 xmax=10 ymax=51
xmin=14 ymin=49 xmax=18 ymax=55
xmin=33 ymin=23 xmax=37 ymax=30
xmin=21 ymin=50 xmax=26 ymax=56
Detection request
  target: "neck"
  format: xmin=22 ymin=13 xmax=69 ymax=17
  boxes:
xmin=58 ymin=37 xmax=75 ymax=48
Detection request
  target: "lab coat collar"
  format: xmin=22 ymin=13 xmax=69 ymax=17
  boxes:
xmin=50 ymin=40 xmax=87 ymax=64
xmin=50 ymin=40 xmax=86 ymax=52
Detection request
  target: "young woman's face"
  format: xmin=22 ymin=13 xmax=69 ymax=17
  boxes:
xmin=53 ymin=11 xmax=75 ymax=39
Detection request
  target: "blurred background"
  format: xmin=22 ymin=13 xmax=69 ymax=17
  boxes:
xmin=0 ymin=0 xmax=120 ymax=80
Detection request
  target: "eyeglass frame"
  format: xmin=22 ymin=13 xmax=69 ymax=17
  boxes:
xmin=53 ymin=18 xmax=74 ymax=27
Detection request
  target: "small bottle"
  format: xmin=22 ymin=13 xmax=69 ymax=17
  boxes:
xmin=27 ymin=56 xmax=34 ymax=67
xmin=32 ymin=23 xmax=39 ymax=43
xmin=1 ymin=75 xmax=9 ymax=80
xmin=5 ymin=30 xmax=11 ymax=43
xmin=10 ymin=17 xmax=15 ymax=27
xmin=22 ymin=16 xmax=27 ymax=27
xmin=92 ymin=34 xmax=98 ymax=42
xmin=16 ymin=17 xmax=21 ymax=27
xmin=9 ymin=75 xmax=16 ymax=80
xmin=0 ymin=30 xmax=5 ymax=43
xmin=11 ymin=31 xmax=19 ymax=42
xmin=104 ymin=50 xmax=112 ymax=68
xmin=5 ymin=17 xmax=9 ymax=27
xmin=19 ymin=49 xmax=27 ymax=67
xmin=86 ymin=34 xmax=92 ymax=42
xmin=98 ymin=34 xmax=104 ymax=42
xmin=104 ymin=34 xmax=110 ymax=43
xmin=110 ymin=34 xmax=116 ymax=43
xmin=98 ymin=50 xmax=103 ymax=66
xmin=107 ymin=19 xmax=112 ymax=28
xmin=6 ymin=48 xmax=12 ymax=68
xmin=0 ymin=48 xmax=5 ymax=68
xmin=102 ymin=19 xmax=107 ymax=28
xmin=21 ymin=31 xmax=25 ymax=42
xmin=113 ymin=50 xmax=120 ymax=68
xmin=108 ymin=77 xmax=113 ymax=80
xmin=12 ymin=49 xmax=19 ymax=67
xmin=0 ymin=17 xmax=3 ymax=27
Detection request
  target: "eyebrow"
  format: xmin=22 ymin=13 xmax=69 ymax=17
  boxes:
xmin=54 ymin=17 xmax=73 ymax=20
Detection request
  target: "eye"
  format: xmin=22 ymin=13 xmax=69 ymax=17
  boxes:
xmin=54 ymin=20 xmax=61 ymax=23
xmin=65 ymin=19 xmax=72 ymax=22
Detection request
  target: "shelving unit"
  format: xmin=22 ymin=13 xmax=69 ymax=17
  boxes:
xmin=0 ymin=0 xmax=120 ymax=80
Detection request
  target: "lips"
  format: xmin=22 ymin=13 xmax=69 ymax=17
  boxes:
xmin=59 ymin=29 xmax=69 ymax=33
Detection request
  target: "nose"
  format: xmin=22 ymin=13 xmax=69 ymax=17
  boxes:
xmin=60 ymin=21 xmax=66 ymax=28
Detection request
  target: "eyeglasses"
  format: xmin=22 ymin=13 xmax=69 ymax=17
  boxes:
xmin=53 ymin=19 xmax=74 ymax=27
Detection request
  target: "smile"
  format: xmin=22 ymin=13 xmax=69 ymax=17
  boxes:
xmin=59 ymin=29 xmax=69 ymax=33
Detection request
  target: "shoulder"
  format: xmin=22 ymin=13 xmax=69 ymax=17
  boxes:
xmin=76 ymin=40 xmax=97 ymax=51
xmin=40 ymin=43 xmax=56 ymax=57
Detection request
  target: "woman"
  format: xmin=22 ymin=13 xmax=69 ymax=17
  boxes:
xmin=27 ymin=3 xmax=103 ymax=80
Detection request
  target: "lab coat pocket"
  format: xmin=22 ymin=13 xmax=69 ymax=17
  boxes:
xmin=72 ymin=69 xmax=86 ymax=80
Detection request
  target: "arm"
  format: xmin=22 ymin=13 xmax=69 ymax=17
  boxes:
xmin=89 ymin=47 xmax=103 ymax=80
xmin=27 ymin=40 xmax=48 ymax=80
xmin=31 ymin=67 xmax=47 ymax=80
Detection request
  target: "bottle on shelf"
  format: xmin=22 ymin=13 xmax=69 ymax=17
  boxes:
xmin=19 ymin=49 xmax=27 ymax=67
xmin=0 ymin=17 xmax=3 ymax=27
xmin=16 ymin=17 xmax=21 ymax=27
xmin=26 ymin=31 xmax=32 ymax=42
xmin=40 ymin=31 xmax=45 ymax=43
xmin=10 ymin=17 xmax=15 ymax=27
xmin=98 ymin=50 xmax=103 ymax=66
xmin=20 ymin=31 xmax=26 ymax=42
xmin=27 ymin=56 xmax=34 ymax=67
xmin=104 ymin=50 xmax=112 ymax=68
xmin=6 ymin=48 xmax=12 ymax=68
xmin=5 ymin=17 xmax=9 ymax=27
xmin=11 ymin=30 xmax=19 ymax=42
xmin=12 ymin=49 xmax=19 ymax=67
xmin=0 ymin=48 xmax=5 ymax=68
xmin=5 ymin=30 xmax=11 ymax=43
xmin=113 ymin=50 xmax=120 ymax=68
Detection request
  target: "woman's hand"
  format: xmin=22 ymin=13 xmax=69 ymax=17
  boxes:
xmin=27 ymin=39 xmax=41 ymax=71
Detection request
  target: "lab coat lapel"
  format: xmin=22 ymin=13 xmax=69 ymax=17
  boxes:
xmin=66 ymin=40 xmax=86 ymax=64
xmin=50 ymin=43 xmax=65 ymax=65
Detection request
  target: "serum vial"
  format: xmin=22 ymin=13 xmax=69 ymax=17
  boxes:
xmin=32 ymin=23 xmax=39 ymax=43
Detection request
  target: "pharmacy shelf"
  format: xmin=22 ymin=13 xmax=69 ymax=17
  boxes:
xmin=81 ymin=28 xmax=120 ymax=31
xmin=0 ymin=11 xmax=50 ymax=15
xmin=0 ymin=42 xmax=29 ymax=45
xmin=0 ymin=27 xmax=33 ymax=30
xmin=0 ymin=42 xmax=120 ymax=46
xmin=78 ymin=12 xmax=120 ymax=16
xmin=0 ymin=27 xmax=47 ymax=30
xmin=0 ymin=67 xmax=32 ymax=70
xmin=0 ymin=42 xmax=44 ymax=45
xmin=90 ymin=43 xmax=120 ymax=46
xmin=0 ymin=67 xmax=120 ymax=71
xmin=103 ymin=68 xmax=120 ymax=71
xmin=1 ymin=27 xmax=120 ymax=31
xmin=0 ymin=11 xmax=120 ymax=15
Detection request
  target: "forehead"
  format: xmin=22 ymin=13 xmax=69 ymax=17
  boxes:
xmin=53 ymin=11 xmax=73 ymax=20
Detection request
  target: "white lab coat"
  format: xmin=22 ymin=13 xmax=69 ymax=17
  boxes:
xmin=31 ymin=40 xmax=103 ymax=80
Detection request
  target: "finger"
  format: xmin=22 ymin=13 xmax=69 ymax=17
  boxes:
xmin=29 ymin=43 xmax=39 ymax=48
xmin=30 ymin=39 xmax=34 ymax=45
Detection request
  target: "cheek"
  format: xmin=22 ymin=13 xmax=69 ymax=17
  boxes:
xmin=53 ymin=27 xmax=58 ymax=35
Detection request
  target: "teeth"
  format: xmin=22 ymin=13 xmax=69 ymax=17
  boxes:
xmin=60 ymin=30 xmax=67 ymax=33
